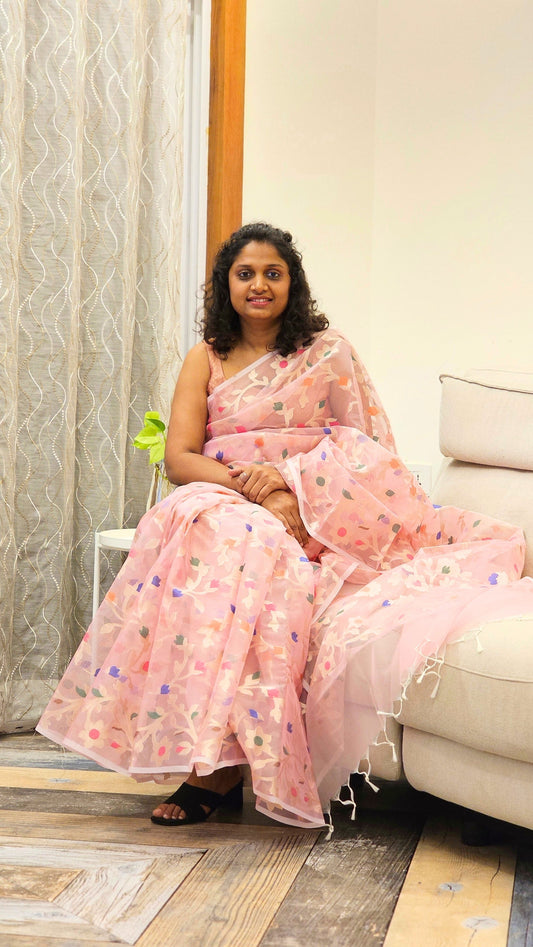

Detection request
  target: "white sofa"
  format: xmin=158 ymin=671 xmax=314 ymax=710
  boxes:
xmin=369 ymin=369 xmax=533 ymax=833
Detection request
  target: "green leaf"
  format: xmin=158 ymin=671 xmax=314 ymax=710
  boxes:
xmin=175 ymin=634 xmax=184 ymax=645
xmin=473 ymin=519 xmax=481 ymax=527
xmin=191 ymin=711 xmax=199 ymax=719
xmin=130 ymin=713 xmax=138 ymax=720
xmin=147 ymin=711 xmax=161 ymax=719
xmin=385 ymin=489 xmax=395 ymax=497
xmin=149 ymin=442 xmax=165 ymax=464
xmin=92 ymin=688 xmax=103 ymax=697
xmin=252 ymin=671 xmax=261 ymax=680
xmin=190 ymin=557 xmax=200 ymax=567
xmin=254 ymin=735 xmax=263 ymax=746
xmin=76 ymin=686 xmax=87 ymax=698
xmin=442 ymin=565 xmax=451 ymax=573
xmin=139 ymin=626 xmax=149 ymax=638
xmin=273 ymin=402 xmax=283 ymax=410
xmin=342 ymin=488 xmax=353 ymax=500
xmin=392 ymin=523 xmax=401 ymax=533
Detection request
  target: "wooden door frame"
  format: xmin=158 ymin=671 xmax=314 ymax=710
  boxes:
xmin=206 ymin=0 xmax=247 ymax=274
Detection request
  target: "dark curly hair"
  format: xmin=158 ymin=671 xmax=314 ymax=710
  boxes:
xmin=200 ymin=222 xmax=328 ymax=357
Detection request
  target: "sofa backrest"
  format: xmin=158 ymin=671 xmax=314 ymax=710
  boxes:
xmin=433 ymin=371 xmax=533 ymax=578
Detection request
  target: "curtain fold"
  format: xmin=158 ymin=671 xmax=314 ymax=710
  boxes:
xmin=0 ymin=0 xmax=187 ymax=731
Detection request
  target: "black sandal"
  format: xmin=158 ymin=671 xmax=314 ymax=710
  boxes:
xmin=150 ymin=778 xmax=244 ymax=826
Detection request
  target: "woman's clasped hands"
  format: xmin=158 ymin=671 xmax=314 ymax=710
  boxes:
xmin=228 ymin=462 xmax=309 ymax=546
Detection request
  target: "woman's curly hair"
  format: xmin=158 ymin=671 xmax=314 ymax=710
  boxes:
xmin=200 ymin=222 xmax=328 ymax=357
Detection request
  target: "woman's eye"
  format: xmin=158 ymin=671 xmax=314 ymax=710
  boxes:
xmin=237 ymin=270 xmax=252 ymax=279
xmin=266 ymin=270 xmax=280 ymax=279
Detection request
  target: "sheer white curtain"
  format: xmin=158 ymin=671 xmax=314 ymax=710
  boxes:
xmin=0 ymin=0 xmax=188 ymax=730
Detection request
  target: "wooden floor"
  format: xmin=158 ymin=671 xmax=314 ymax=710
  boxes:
xmin=0 ymin=733 xmax=531 ymax=945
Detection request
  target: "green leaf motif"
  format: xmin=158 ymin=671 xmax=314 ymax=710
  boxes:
xmin=316 ymin=476 xmax=325 ymax=486
xmin=282 ymin=448 xmax=288 ymax=459
xmin=473 ymin=519 xmax=481 ymax=527
xmin=442 ymin=565 xmax=451 ymax=573
xmin=392 ymin=523 xmax=401 ymax=533
xmin=130 ymin=713 xmax=138 ymax=720
xmin=92 ymin=688 xmax=103 ymax=698
xmin=318 ymin=399 xmax=326 ymax=408
xmin=175 ymin=634 xmax=184 ymax=645
xmin=190 ymin=557 xmax=200 ymax=567
xmin=307 ymin=593 xmax=314 ymax=603
xmin=254 ymin=735 xmax=263 ymax=746
xmin=342 ymin=488 xmax=353 ymax=500
xmin=273 ymin=402 xmax=283 ymax=411
xmin=139 ymin=626 xmax=149 ymax=638
xmin=76 ymin=686 xmax=87 ymax=698
xmin=191 ymin=710 xmax=199 ymax=719
xmin=147 ymin=711 xmax=161 ymax=719
xmin=385 ymin=489 xmax=395 ymax=497
xmin=252 ymin=671 xmax=261 ymax=680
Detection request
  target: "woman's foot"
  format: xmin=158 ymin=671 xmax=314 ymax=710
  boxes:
xmin=151 ymin=766 xmax=242 ymax=822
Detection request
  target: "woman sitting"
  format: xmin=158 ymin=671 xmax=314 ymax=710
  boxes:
xmin=38 ymin=222 xmax=532 ymax=830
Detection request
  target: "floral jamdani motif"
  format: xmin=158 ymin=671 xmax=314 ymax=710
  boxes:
xmin=38 ymin=329 xmax=533 ymax=827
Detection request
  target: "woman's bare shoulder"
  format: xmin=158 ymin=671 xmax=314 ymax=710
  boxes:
xmin=180 ymin=341 xmax=210 ymax=378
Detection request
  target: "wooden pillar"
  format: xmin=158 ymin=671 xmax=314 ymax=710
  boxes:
xmin=206 ymin=0 xmax=247 ymax=274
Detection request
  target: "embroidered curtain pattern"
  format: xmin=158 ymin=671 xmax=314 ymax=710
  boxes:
xmin=0 ymin=0 xmax=187 ymax=731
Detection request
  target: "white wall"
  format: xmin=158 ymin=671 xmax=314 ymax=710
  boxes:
xmin=242 ymin=0 xmax=533 ymax=479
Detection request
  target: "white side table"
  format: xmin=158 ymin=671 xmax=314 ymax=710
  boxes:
xmin=93 ymin=528 xmax=136 ymax=618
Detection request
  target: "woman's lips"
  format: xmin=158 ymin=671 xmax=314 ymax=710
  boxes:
xmin=247 ymin=297 xmax=272 ymax=307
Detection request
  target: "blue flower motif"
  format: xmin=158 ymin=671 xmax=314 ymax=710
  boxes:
xmin=436 ymin=531 xmax=442 ymax=540
xmin=109 ymin=666 xmax=120 ymax=678
xmin=136 ymin=583 xmax=143 ymax=592
xmin=382 ymin=600 xmax=391 ymax=607
xmin=193 ymin=517 xmax=199 ymax=523
xmin=249 ymin=709 xmax=259 ymax=719
xmin=160 ymin=684 xmax=170 ymax=694
xmin=287 ymin=722 xmax=293 ymax=733
xmin=216 ymin=450 xmax=224 ymax=461
xmin=245 ymin=523 xmax=252 ymax=532
xmin=324 ymin=427 xmax=332 ymax=434
xmin=152 ymin=575 xmax=161 ymax=587
xmin=172 ymin=588 xmax=183 ymax=597
xmin=299 ymin=556 xmax=309 ymax=562
xmin=94 ymin=667 xmax=101 ymax=677
xmin=488 ymin=573 xmax=499 ymax=585
xmin=321 ymin=451 xmax=327 ymax=460
xmin=230 ymin=604 xmax=236 ymax=613
xmin=291 ymin=632 xmax=298 ymax=642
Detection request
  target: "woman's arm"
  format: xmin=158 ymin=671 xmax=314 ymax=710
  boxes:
xmin=164 ymin=343 xmax=238 ymax=489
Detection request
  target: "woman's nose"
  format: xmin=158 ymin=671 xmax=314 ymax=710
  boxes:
xmin=251 ymin=272 xmax=267 ymax=292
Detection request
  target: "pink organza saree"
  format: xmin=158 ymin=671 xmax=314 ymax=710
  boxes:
xmin=37 ymin=329 xmax=533 ymax=828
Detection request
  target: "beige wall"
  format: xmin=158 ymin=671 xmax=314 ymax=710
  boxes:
xmin=242 ymin=0 xmax=533 ymax=479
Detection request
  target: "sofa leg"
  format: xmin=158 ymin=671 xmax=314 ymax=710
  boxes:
xmin=460 ymin=811 xmax=493 ymax=846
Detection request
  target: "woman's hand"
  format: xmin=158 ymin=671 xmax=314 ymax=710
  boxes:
xmin=228 ymin=463 xmax=288 ymax=504
xmin=260 ymin=490 xmax=309 ymax=546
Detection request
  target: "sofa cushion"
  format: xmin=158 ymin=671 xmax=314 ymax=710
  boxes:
xmin=433 ymin=458 xmax=533 ymax=577
xmin=398 ymin=616 xmax=533 ymax=764
xmin=439 ymin=370 xmax=533 ymax=470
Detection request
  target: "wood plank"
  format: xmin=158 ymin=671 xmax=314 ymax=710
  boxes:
xmin=0 ymin=732 xmax=104 ymax=770
xmin=0 ymin=787 xmax=160 ymax=818
xmin=0 ymin=866 xmax=80 ymax=901
xmin=0 ymin=837 xmax=202 ymax=867
xmin=383 ymin=814 xmax=516 ymax=947
xmin=0 ymin=808 xmax=317 ymax=849
xmin=259 ymin=808 xmax=423 ymax=947
xmin=206 ymin=0 xmax=247 ymax=271
xmin=136 ymin=834 xmax=317 ymax=947
xmin=508 ymin=843 xmax=533 ymax=947
xmin=0 ymin=898 xmax=121 ymax=942
xmin=0 ymin=766 xmax=168 ymax=795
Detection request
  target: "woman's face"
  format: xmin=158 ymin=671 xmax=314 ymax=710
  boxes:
xmin=228 ymin=241 xmax=290 ymax=326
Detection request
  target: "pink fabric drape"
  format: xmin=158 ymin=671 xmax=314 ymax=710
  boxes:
xmin=37 ymin=329 xmax=533 ymax=827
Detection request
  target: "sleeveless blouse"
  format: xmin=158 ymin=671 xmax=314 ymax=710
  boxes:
xmin=204 ymin=342 xmax=226 ymax=394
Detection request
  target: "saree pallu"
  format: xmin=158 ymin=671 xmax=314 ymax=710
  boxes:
xmin=37 ymin=329 xmax=533 ymax=828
